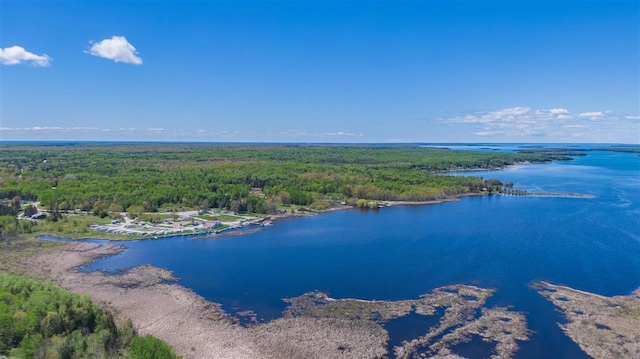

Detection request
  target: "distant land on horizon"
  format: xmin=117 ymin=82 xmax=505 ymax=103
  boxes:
xmin=0 ymin=141 xmax=638 ymax=147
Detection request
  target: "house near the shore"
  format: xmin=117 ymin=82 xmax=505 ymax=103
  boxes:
xmin=204 ymin=220 xmax=222 ymax=229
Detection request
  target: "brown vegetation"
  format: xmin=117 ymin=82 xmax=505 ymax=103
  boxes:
xmin=534 ymin=281 xmax=640 ymax=359
xmin=4 ymin=239 xmax=533 ymax=358
xmin=285 ymin=286 xmax=531 ymax=359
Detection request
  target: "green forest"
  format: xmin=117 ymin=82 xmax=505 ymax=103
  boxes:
xmin=0 ymin=274 xmax=180 ymax=359
xmin=0 ymin=143 xmax=573 ymax=357
xmin=0 ymin=143 xmax=569 ymax=221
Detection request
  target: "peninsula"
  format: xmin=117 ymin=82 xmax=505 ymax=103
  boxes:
xmin=0 ymin=143 xmax=570 ymax=240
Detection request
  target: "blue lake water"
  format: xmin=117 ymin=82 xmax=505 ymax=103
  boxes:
xmin=73 ymin=146 xmax=639 ymax=358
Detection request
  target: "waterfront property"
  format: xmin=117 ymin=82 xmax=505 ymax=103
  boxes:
xmin=80 ymin=147 xmax=640 ymax=358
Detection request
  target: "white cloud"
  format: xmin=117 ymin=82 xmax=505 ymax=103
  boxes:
xmin=474 ymin=131 xmax=506 ymax=137
xmin=0 ymin=46 xmax=51 ymax=66
xmin=320 ymin=131 xmax=363 ymax=137
xmin=578 ymin=111 xmax=604 ymax=118
xmin=87 ymin=36 xmax=142 ymax=65
xmin=439 ymin=107 xmax=640 ymax=143
xmin=0 ymin=126 xmax=200 ymax=141
xmin=280 ymin=129 xmax=310 ymax=137
xmin=491 ymin=107 xmax=531 ymax=117
xmin=385 ymin=138 xmax=414 ymax=143
xmin=0 ymin=126 xmax=249 ymax=141
xmin=0 ymin=126 xmax=98 ymax=131
xmin=30 ymin=126 xmax=63 ymax=131
xmin=279 ymin=129 xmax=364 ymax=139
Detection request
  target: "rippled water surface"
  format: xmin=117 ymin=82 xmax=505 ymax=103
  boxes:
xmin=80 ymin=145 xmax=640 ymax=358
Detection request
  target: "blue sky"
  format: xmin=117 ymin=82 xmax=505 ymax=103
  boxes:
xmin=1 ymin=0 xmax=638 ymax=143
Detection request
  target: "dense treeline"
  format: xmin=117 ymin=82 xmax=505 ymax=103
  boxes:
xmin=0 ymin=216 xmax=36 ymax=244
xmin=0 ymin=143 xmax=569 ymax=215
xmin=0 ymin=274 xmax=180 ymax=358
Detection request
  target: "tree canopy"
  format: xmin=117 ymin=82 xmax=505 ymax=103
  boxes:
xmin=0 ymin=143 xmax=569 ymax=216
xmin=0 ymin=274 xmax=180 ymax=358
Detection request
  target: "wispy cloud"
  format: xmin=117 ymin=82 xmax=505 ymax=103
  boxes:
xmin=279 ymin=129 xmax=364 ymax=139
xmin=548 ymin=108 xmax=570 ymax=115
xmin=2 ymin=126 xmax=101 ymax=132
xmin=0 ymin=126 xmax=366 ymax=142
xmin=319 ymin=131 xmax=363 ymax=138
xmin=86 ymin=36 xmax=142 ymax=65
xmin=439 ymin=107 xmax=639 ymax=142
xmin=385 ymin=138 xmax=415 ymax=143
xmin=279 ymin=129 xmax=310 ymax=137
xmin=578 ymin=111 xmax=605 ymax=118
xmin=0 ymin=126 xmax=187 ymax=141
xmin=0 ymin=46 xmax=51 ymax=66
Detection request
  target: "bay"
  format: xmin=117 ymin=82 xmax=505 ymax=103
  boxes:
xmin=78 ymin=146 xmax=639 ymax=358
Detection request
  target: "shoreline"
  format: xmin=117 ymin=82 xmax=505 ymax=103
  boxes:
xmin=36 ymin=194 xmax=478 ymax=242
xmin=13 ymin=241 xmax=534 ymax=359
xmin=11 ymin=238 xmax=638 ymax=359
xmin=23 ymin=153 xmax=583 ymax=243
xmin=15 ymin=242 xmax=257 ymax=359
xmin=535 ymin=281 xmax=640 ymax=359
xmin=4 ymin=145 xmax=634 ymax=358
xmin=37 ymin=189 xmax=593 ymax=243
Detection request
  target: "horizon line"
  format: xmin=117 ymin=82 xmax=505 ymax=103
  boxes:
xmin=0 ymin=140 xmax=638 ymax=146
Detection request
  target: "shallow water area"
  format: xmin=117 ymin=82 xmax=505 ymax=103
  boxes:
xmin=384 ymin=308 xmax=444 ymax=353
xmin=75 ymin=145 xmax=639 ymax=358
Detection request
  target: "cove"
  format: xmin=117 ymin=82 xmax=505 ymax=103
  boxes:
xmin=384 ymin=308 xmax=444 ymax=354
xmin=76 ymin=147 xmax=639 ymax=358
